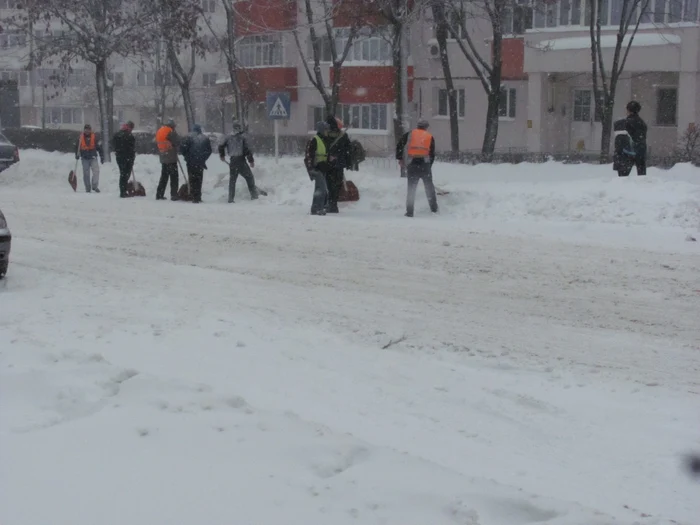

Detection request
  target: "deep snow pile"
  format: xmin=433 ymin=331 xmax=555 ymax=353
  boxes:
xmin=2 ymin=149 xmax=699 ymax=233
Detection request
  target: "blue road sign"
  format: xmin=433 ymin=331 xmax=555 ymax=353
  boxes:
xmin=266 ymin=91 xmax=291 ymax=120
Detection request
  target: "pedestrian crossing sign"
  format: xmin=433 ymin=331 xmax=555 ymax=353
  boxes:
xmin=266 ymin=91 xmax=291 ymax=120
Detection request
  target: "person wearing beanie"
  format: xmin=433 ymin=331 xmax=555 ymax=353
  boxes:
xmin=395 ymin=119 xmax=438 ymax=217
xmin=112 ymin=120 xmax=136 ymax=197
xmin=179 ymin=124 xmax=212 ymax=203
xmin=323 ymin=115 xmax=352 ymax=213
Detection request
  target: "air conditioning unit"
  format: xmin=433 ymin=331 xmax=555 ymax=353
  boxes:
xmin=428 ymin=43 xmax=440 ymax=59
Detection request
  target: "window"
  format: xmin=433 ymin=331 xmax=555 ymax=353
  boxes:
xmin=137 ymin=71 xmax=172 ymax=87
xmin=683 ymin=0 xmax=699 ymax=21
xmin=0 ymin=30 xmax=26 ymax=48
xmin=656 ymin=88 xmax=677 ymax=126
xmin=572 ymin=89 xmax=592 ymax=122
xmin=436 ymin=88 xmax=465 ymax=117
xmin=201 ymin=0 xmax=216 ymax=13
xmin=499 ymin=87 xmax=517 ymax=119
xmin=44 ymin=107 xmax=83 ymax=125
xmin=108 ymin=72 xmax=124 ymax=87
xmin=202 ymin=73 xmax=217 ymax=86
xmin=311 ymin=103 xmax=389 ymax=131
xmin=503 ymin=0 xmax=534 ymax=34
xmin=335 ymin=28 xmax=392 ymax=63
xmin=0 ymin=70 xmax=29 ymax=86
xmin=308 ymin=35 xmax=334 ymax=62
xmin=237 ymin=34 xmax=283 ymax=67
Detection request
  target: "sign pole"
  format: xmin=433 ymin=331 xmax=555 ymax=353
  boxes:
xmin=274 ymin=119 xmax=279 ymax=164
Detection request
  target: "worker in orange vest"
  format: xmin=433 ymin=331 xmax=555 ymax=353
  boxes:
xmin=395 ymin=119 xmax=438 ymax=217
xmin=155 ymin=118 xmax=181 ymax=200
xmin=75 ymin=123 xmax=103 ymax=193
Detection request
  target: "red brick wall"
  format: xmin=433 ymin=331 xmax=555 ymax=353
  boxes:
xmin=330 ymin=66 xmax=414 ymax=103
xmin=500 ymin=38 xmax=527 ymax=81
xmin=234 ymin=0 xmax=297 ymax=36
xmin=237 ymin=68 xmax=299 ymax=102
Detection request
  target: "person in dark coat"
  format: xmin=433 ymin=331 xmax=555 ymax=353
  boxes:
xmin=304 ymin=121 xmax=331 ymax=215
xmin=180 ymin=124 xmax=212 ymax=203
xmin=155 ymin=118 xmax=182 ymax=200
xmin=396 ymin=119 xmax=438 ymax=217
xmin=324 ymin=115 xmax=352 ymax=213
xmin=625 ymin=100 xmax=647 ymax=176
xmin=112 ymin=121 xmax=136 ymax=198
xmin=218 ymin=121 xmax=258 ymax=203
xmin=612 ymin=118 xmax=636 ymax=177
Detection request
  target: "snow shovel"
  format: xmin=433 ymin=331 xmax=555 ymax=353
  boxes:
xmin=68 ymin=159 xmax=78 ymax=192
xmin=176 ymin=157 xmax=192 ymax=201
xmin=126 ymin=168 xmax=146 ymax=197
xmin=221 ymin=158 xmax=268 ymax=197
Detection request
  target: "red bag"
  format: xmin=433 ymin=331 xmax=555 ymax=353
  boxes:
xmin=338 ymin=180 xmax=359 ymax=202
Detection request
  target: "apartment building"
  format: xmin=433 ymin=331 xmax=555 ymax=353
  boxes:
xmin=0 ymin=0 xmax=227 ymax=133
xmin=218 ymin=0 xmax=699 ymax=156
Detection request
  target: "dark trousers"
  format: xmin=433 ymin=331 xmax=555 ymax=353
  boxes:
xmin=117 ymin=157 xmax=134 ymax=196
xmin=406 ymin=162 xmax=438 ymax=216
xmin=310 ymin=170 xmax=328 ymax=215
xmin=156 ymin=163 xmax=179 ymax=199
xmin=325 ymin=168 xmax=344 ymax=213
xmin=634 ymin=156 xmax=646 ymax=176
xmin=188 ymin=165 xmax=204 ymax=202
xmin=229 ymin=158 xmax=257 ymax=202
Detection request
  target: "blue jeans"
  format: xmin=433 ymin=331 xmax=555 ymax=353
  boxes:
xmin=310 ymin=171 xmax=328 ymax=214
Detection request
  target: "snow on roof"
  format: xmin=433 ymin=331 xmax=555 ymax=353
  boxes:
xmin=535 ymin=33 xmax=681 ymax=51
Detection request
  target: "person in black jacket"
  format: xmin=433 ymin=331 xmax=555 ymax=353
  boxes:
xmin=612 ymin=118 xmax=636 ymax=177
xmin=304 ymin=121 xmax=331 ymax=215
xmin=396 ymin=119 xmax=438 ymax=217
xmin=112 ymin=121 xmax=136 ymax=198
xmin=180 ymin=124 xmax=212 ymax=203
xmin=625 ymin=100 xmax=647 ymax=176
xmin=324 ymin=115 xmax=352 ymax=213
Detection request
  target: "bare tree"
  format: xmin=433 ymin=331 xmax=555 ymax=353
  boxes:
xmin=11 ymin=0 xmax=158 ymax=161
xmin=200 ymin=0 xmax=246 ymax=125
xmin=441 ymin=0 xmax=507 ymax=161
xmin=375 ymin=0 xmax=422 ymax=140
xmin=292 ymin=0 xmax=365 ymax=116
xmin=431 ymin=0 xmax=459 ymax=153
xmin=589 ymin=0 xmax=651 ymax=162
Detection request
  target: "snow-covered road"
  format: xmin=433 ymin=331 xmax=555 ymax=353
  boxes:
xmin=1 ymin=151 xmax=698 ymax=525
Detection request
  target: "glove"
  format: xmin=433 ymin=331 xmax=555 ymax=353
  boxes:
xmin=219 ymin=156 xmax=225 ymax=162
xmin=249 ymin=161 xmax=255 ymax=168
xmin=75 ymin=155 xmax=80 ymax=160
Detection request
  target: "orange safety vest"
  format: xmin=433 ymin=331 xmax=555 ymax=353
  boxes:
xmin=155 ymin=126 xmax=173 ymax=153
xmin=79 ymin=132 xmax=96 ymax=151
xmin=407 ymin=129 xmax=432 ymax=158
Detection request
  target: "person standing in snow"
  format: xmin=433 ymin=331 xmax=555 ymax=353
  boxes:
xmin=155 ymin=118 xmax=181 ymax=201
xmin=218 ymin=121 xmax=258 ymax=203
xmin=179 ymin=124 xmax=212 ymax=204
xmin=112 ymin=121 xmax=136 ymax=198
xmin=75 ymin=123 xmax=103 ymax=193
xmin=304 ymin=121 xmax=331 ymax=215
xmin=396 ymin=119 xmax=438 ymax=217
xmin=323 ymin=115 xmax=352 ymax=214
xmin=612 ymin=119 xmax=636 ymax=177
xmin=625 ymin=101 xmax=647 ymax=176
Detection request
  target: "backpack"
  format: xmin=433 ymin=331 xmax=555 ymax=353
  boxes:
xmin=348 ymin=140 xmax=366 ymax=171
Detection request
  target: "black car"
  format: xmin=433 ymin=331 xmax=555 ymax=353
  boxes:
xmin=0 ymin=132 xmax=20 ymax=173
xmin=0 ymin=209 xmax=10 ymax=278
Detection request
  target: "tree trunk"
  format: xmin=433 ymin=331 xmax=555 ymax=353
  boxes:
xmin=106 ymin=81 xmax=115 ymax=140
xmin=392 ymin=23 xmax=406 ymax=142
xmin=95 ymin=60 xmax=111 ymax=162
xmin=433 ymin=3 xmax=459 ymax=154
xmin=599 ymin=96 xmax=615 ymax=163
xmin=169 ymin=44 xmax=197 ymax=130
xmin=481 ymin=90 xmax=500 ymax=162
xmin=181 ymin=82 xmax=195 ymax=130
xmin=399 ymin=13 xmax=410 ymax=133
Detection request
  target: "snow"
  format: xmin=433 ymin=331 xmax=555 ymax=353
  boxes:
xmin=1 ymin=149 xmax=699 ymax=525
xmin=536 ymin=33 xmax=682 ymax=51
